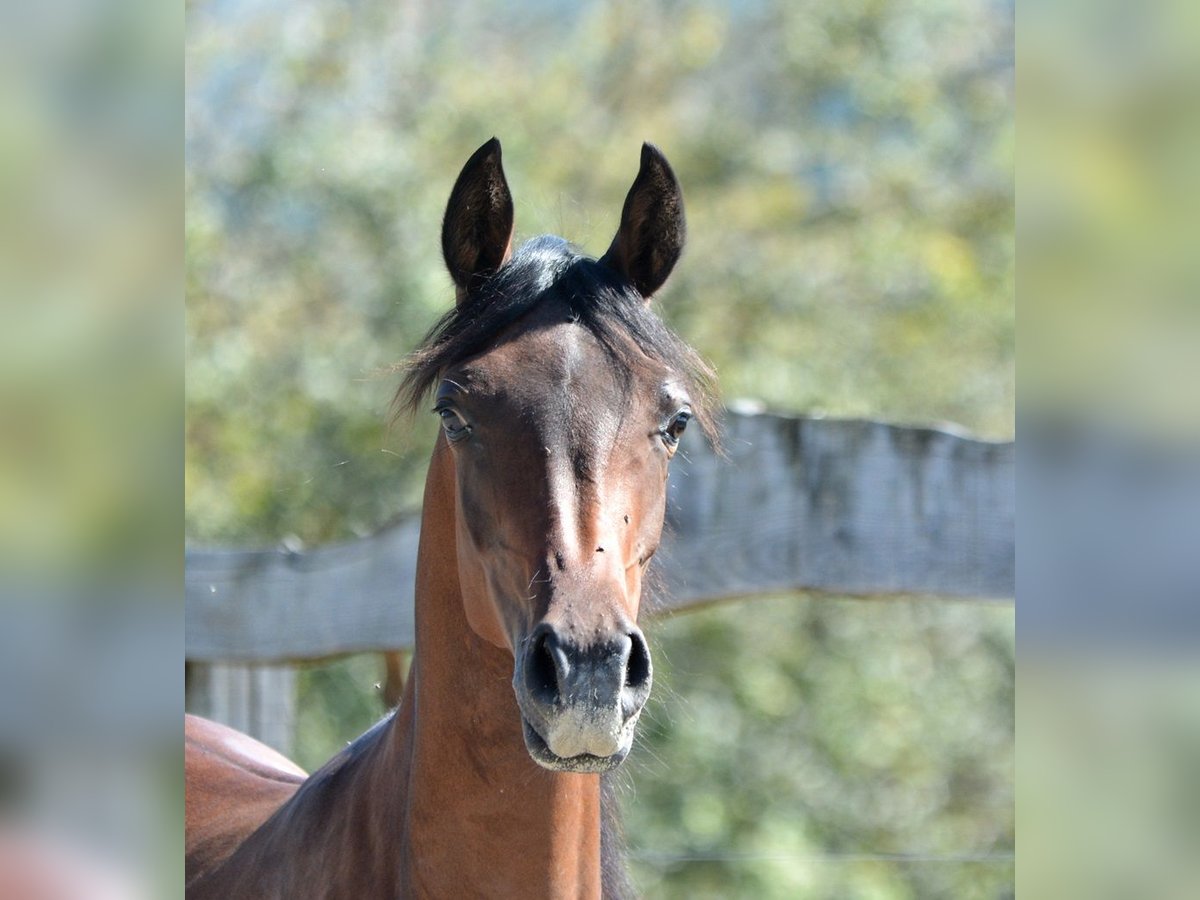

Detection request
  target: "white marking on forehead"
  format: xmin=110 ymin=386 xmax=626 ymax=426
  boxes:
xmin=560 ymin=320 xmax=581 ymax=374
xmin=560 ymin=324 xmax=623 ymax=441
xmin=547 ymin=461 xmax=580 ymax=560
xmin=544 ymin=323 xmax=623 ymax=562
xmin=541 ymin=325 xmax=579 ymax=558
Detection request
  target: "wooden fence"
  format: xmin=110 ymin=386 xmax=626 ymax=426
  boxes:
xmin=185 ymin=410 xmax=1014 ymax=755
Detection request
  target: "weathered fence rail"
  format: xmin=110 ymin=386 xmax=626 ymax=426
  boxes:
xmin=186 ymin=410 xmax=1014 ymax=664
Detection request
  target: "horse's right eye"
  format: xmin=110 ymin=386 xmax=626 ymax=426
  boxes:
xmin=661 ymin=410 xmax=691 ymax=447
xmin=434 ymin=404 xmax=472 ymax=441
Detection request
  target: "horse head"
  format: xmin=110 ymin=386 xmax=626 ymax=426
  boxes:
xmin=400 ymin=138 xmax=716 ymax=773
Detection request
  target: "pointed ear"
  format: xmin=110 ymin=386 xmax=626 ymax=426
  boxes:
xmin=442 ymin=138 xmax=514 ymax=299
xmin=600 ymin=143 xmax=686 ymax=300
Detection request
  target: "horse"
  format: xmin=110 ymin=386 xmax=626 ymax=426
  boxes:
xmin=184 ymin=138 xmax=718 ymax=898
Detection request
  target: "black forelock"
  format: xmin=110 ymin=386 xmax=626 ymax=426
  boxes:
xmin=394 ymin=235 xmax=720 ymax=444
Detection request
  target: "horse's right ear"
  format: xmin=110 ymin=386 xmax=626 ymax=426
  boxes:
xmin=442 ymin=138 xmax=514 ymax=301
xmin=600 ymin=143 xmax=686 ymax=300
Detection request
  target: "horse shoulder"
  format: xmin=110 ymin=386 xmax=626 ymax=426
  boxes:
xmin=184 ymin=714 xmax=306 ymax=888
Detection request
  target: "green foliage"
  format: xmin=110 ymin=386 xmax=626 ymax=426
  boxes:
xmin=186 ymin=0 xmax=1012 ymax=543
xmin=292 ymin=653 xmax=389 ymax=773
xmin=626 ymin=596 xmax=1013 ymax=898
xmin=186 ymin=0 xmax=1013 ymax=894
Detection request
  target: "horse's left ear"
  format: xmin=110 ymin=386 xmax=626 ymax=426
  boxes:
xmin=600 ymin=143 xmax=686 ymax=300
xmin=442 ymin=137 xmax=515 ymax=300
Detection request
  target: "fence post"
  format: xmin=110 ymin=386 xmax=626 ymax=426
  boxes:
xmin=186 ymin=662 xmax=297 ymax=759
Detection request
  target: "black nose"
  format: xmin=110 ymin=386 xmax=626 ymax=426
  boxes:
xmin=523 ymin=623 xmax=652 ymax=719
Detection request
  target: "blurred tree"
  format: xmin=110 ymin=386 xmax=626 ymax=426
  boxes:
xmin=625 ymin=596 xmax=1013 ymax=898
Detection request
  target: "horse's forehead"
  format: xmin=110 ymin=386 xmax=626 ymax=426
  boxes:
xmin=465 ymin=318 xmax=662 ymax=439
xmin=478 ymin=321 xmax=641 ymax=398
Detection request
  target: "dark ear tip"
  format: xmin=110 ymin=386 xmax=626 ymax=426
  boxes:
xmin=638 ymin=142 xmax=678 ymax=184
xmin=467 ymin=137 xmax=503 ymax=168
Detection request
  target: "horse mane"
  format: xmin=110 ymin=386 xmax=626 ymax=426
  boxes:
xmin=394 ymin=235 xmax=720 ymax=447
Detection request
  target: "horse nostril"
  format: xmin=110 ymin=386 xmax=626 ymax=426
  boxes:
xmin=525 ymin=624 xmax=649 ymax=721
xmin=624 ymin=630 xmax=651 ymax=691
xmin=526 ymin=626 xmax=566 ymax=707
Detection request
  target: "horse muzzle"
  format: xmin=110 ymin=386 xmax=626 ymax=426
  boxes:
xmin=513 ymin=622 xmax=652 ymax=773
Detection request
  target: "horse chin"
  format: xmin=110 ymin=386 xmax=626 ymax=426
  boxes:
xmin=521 ymin=718 xmax=629 ymax=774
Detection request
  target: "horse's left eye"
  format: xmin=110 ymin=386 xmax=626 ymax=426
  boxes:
xmin=661 ymin=411 xmax=691 ymax=447
xmin=434 ymin=403 xmax=472 ymax=441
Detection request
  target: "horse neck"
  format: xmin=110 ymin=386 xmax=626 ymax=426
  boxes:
xmin=396 ymin=438 xmax=604 ymax=898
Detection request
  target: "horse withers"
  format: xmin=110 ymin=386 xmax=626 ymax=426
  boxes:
xmin=185 ymin=138 xmax=717 ymax=898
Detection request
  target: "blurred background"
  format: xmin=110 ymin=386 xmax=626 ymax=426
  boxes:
xmin=185 ymin=0 xmax=1013 ymax=897
xmin=1 ymin=0 xmax=179 ymax=895
xmin=10 ymin=0 xmax=1200 ymax=895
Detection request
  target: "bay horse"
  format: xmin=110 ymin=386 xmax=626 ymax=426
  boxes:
xmin=185 ymin=138 xmax=717 ymax=898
